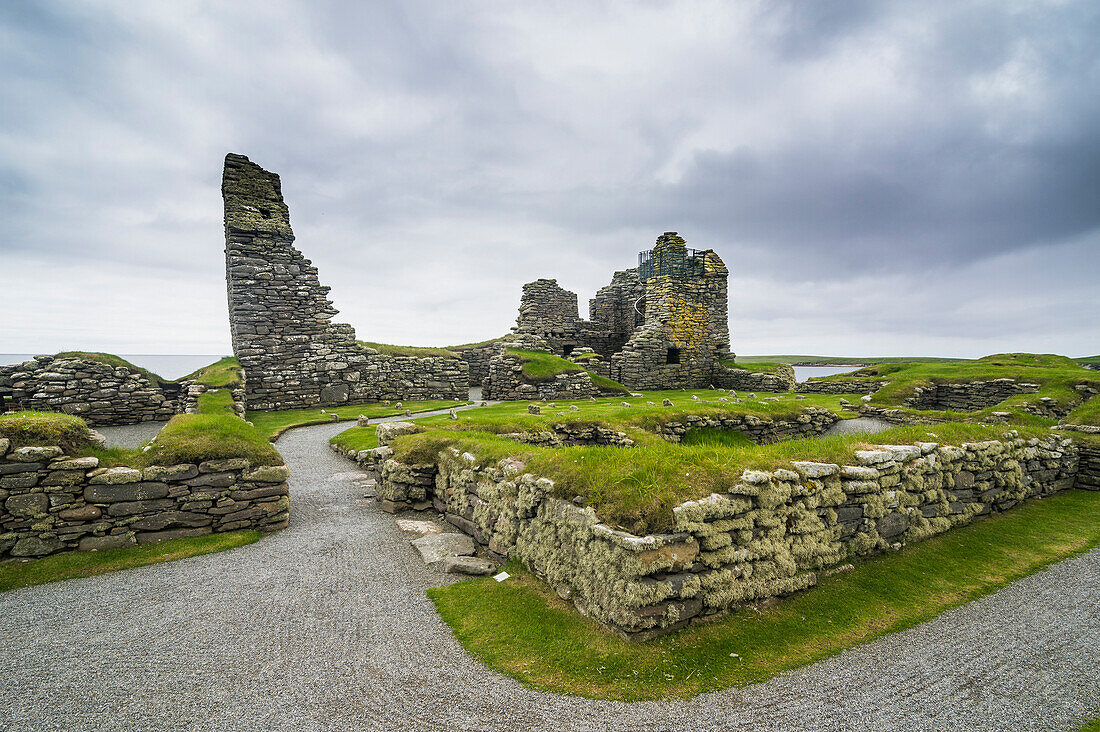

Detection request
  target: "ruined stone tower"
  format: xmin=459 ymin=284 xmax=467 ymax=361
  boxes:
xmin=508 ymin=231 xmax=731 ymax=391
xmin=223 ymin=154 xmax=467 ymax=410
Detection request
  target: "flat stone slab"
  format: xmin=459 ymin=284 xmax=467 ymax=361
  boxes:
xmin=443 ymin=555 xmax=495 ymax=575
xmin=396 ymin=519 xmax=443 ymax=535
xmin=410 ymin=533 xmax=475 ymax=566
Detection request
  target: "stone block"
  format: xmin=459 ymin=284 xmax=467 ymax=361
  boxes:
xmin=198 ymin=458 xmax=250 ymax=473
xmin=411 ymin=533 xmax=475 ymax=565
xmin=5 ymin=492 xmax=49 ymax=517
xmin=131 ymin=511 xmax=212 ymax=531
xmin=135 ymin=527 xmax=212 ymax=544
xmin=242 ymin=465 xmax=289 ymax=483
xmin=59 ymin=505 xmax=103 ymax=521
xmin=11 ymin=535 xmax=63 ymax=556
xmin=106 ymin=498 xmax=177 ymax=517
xmin=88 ymin=467 xmax=143 ymax=485
xmin=50 ymin=456 xmax=99 ymax=471
xmin=142 ymin=464 xmax=199 ymax=482
xmin=8 ymin=446 xmax=63 ymax=462
xmin=85 ymin=482 xmax=170 ymax=504
xmin=79 ymin=534 xmax=136 ymax=552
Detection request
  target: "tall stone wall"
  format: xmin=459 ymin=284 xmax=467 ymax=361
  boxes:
xmin=712 ymin=363 xmax=797 ymax=393
xmin=223 ymin=154 xmax=467 ymax=411
xmin=0 ymin=356 xmax=181 ymax=426
xmin=0 ymin=439 xmax=289 ymax=560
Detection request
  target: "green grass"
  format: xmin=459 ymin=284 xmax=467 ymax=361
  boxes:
xmin=0 ymin=530 xmax=261 ymax=593
xmin=1079 ymin=718 xmax=1100 ymax=732
xmin=507 ymin=349 xmax=584 ymax=383
xmin=181 ymin=356 xmax=241 ymax=387
xmin=428 ymin=490 xmax=1100 ymax=701
xmin=357 ymin=341 xmax=458 ymax=358
xmin=809 ymin=353 xmax=1100 ymax=422
xmin=248 ymin=400 xmax=464 ymax=441
xmin=586 ymin=372 xmax=630 ymax=395
xmin=197 ymin=388 xmax=237 ymax=415
xmin=330 ymin=425 xmax=379 ymax=453
xmin=0 ymin=411 xmax=94 ymax=452
xmin=1065 ymin=396 xmax=1100 ymax=426
xmin=143 ymin=413 xmax=282 ymax=467
xmin=383 ymin=390 xmax=1038 ymax=533
xmin=53 ymin=351 xmax=167 ymax=386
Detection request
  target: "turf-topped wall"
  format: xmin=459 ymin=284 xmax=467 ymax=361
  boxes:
xmin=482 ymin=348 xmax=600 ymax=401
xmin=0 ymin=355 xmax=182 ymax=426
xmin=0 ymin=439 xmax=289 ymax=560
xmin=222 ymin=153 xmax=468 ymax=411
xmin=796 ymin=379 xmax=887 ymax=395
xmin=370 ymin=431 xmax=1080 ymax=639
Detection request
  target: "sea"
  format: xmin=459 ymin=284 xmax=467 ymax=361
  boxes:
xmin=0 ymin=355 xmax=228 ymax=381
xmin=792 ymin=365 xmax=859 ymax=381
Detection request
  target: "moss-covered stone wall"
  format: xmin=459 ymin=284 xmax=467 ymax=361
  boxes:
xmin=363 ymin=430 xmax=1080 ymax=639
xmin=0 ymin=439 xmax=289 ymax=560
xmin=0 ymin=356 xmax=182 ymax=426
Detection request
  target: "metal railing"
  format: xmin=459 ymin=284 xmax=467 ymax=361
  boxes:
xmin=638 ymin=247 xmax=706 ymax=282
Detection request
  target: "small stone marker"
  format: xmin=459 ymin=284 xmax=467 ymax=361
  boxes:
xmin=395 ymin=402 xmax=402 ymax=409
xmin=493 ymin=571 xmax=510 ymax=582
xmin=404 ymin=409 xmax=412 ymax=416
xmin=448 ymin=409 xmax=458 ymax=419
xmin=630 ymin=392 xmax=643 ymax=397
xmin=620 ymin=401 xmax=630 ymax=407
xmin=528 ymin=404 xmax=541 ymax=414
xmin=749 ymin=392 xmax=757 ymax=398
xmin=357 ymin=414 xmax=369 ymax=426
xmin=691 ymin=394 xmax=699 ymax=401
xmin=729 ymin=390 xmax=737 ymax=397
xmin=662 ymin=398 xmax=673 ymax=406
xmin=410 ymin=533 xmax=475 ymax=566
xmin=396 ymin=518 xmax=443 ymax=535
xmin=588 ymin=396 xmax=596 ymax=401
xmin=443 ymin=556 xmax=495 ymax=575
xmin=569 ymin=404 xmax=579 ymax=411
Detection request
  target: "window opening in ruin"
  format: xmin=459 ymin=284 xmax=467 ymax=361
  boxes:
xmin=562 ymin=345 xmax=574 ymax=356
xmin=259 ymin=207 xmax=272 ymax=219
xmin=666 ymin=347 xmax=681 ymax=364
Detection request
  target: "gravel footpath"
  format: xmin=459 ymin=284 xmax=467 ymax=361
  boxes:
xmin=93 ymin=420 xmax=168 ymax=448
xmin=821 ymin=416 xmax=895 ymax=437
xmin=1 ymin=421 xmax=1097 ymax=731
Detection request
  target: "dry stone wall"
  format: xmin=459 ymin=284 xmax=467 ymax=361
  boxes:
xmin=0 ymin=356 xmax=181 ymax=426
xmin=223 ymin=153 xmax=467 ymax=411
xmin=656 ymin=408 xmax=839 ymax=444
xmin=452 ymin=343 xmax=498 ymax=388
xmin=1074 ymin=445 xmax=1100 ymax=490
xmin=366 ymin=431 xmax=1080 ymax=638
xmin=905 ymin=379 xmax=1039 ymax=411
xmin=796 ymin=379 xmax=887 ymax=395
xmin=0 ymin=439 xmax=289 ymax=560
xmin=712 ymin=363 xmax=796 ymax=393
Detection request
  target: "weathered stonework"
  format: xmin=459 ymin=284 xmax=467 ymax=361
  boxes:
xmin=0 ymin=440 xmax=289 ymax=560
xmin=361 ymin=430 xmax=1081 ymax=639
xmin=796 ymin=379 xmax=887 ymax=395
xmin=0 ymin=356 xmax=182 ymax=426
xmin=481 ymin=342 xmax=601 ymax=402
xmin=655 ymin=407 xmax=839 ymax=444
xmin=504 ymin=232 xmax=731 ymax=395
xmin=223 ymin=154 xmax=468 ymax=411
xmin=905 ymin=379 xmax=1039 ymax=411
xmin=712 ymin=363 xmax=797 ymax=393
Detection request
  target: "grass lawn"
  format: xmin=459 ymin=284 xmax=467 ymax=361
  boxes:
xmin=717 ymin=359 xmax=792 ymax=374
xmin=428 ymin=490 xmax=1100 ymax=701
xmin=0 ymin=530 xmax=261 ymax=593
xmin=249 ymin=399 xmax=466 ymax=441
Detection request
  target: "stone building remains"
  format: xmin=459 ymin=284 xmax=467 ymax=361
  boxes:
xmin=223 ymin=154 xmax=468 ymax=411
xmin=506 ymin=232 xmax=732 ymax=391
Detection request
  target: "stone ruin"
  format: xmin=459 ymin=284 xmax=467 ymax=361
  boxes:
xmin=505 ymin=232 xmax=732 ymax=391
xmin=223 ymin=154 xmax=468 ymax=411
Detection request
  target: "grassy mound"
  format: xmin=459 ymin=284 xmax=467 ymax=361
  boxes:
xmin=507 ymin=349 xmax=584 ymax=383
xmin=143 ymin=414 xmax=282 ymax=467
xmin=587 ymin=372 xmax=630 ymax=395
xmin=0 ymin=411 xmax=94 ymax=452
xmin=717 ymin=359 xmax=791 ymax=374
xmin=248 ymin=399 xmax=463 ymax=441
xmin=182 ymin=356 xmax=242 ymax=388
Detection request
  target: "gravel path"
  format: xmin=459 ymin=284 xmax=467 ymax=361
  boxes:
xmin=2 ymin=421 xmax=1097 ymax=731
xmin=92 ymin=420 xmax=169 ymax=448
xmin=821 ymin=416 xmax=895 ymax=437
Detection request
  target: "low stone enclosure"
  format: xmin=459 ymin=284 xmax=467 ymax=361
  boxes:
xmin=349 ymin=424 xmax=1091 ymax=640
xmin=0 ymin=438 xmax=289 ymax=560
xmin=223 ymin=154 xmax=468 ymax=411
xmin=0 ymin=355 xmax=186 ymax=427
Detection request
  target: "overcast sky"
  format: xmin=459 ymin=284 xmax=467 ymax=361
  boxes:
xmin=1 ymin=0 xmax=1097 ymax=358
